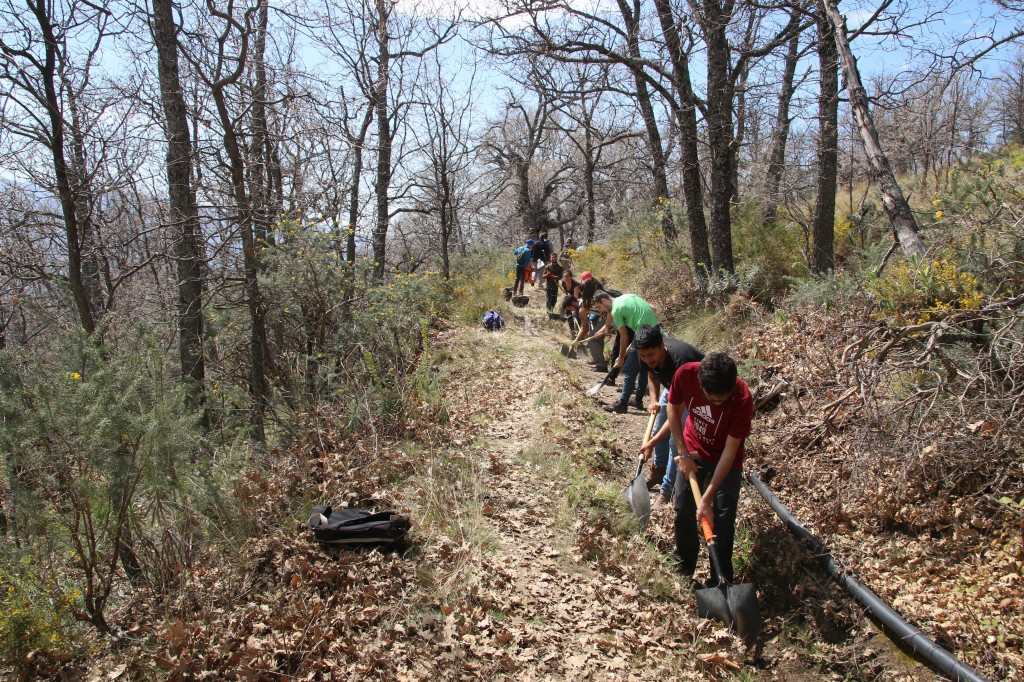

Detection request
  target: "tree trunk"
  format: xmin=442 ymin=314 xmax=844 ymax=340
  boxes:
xmin=812 ymin=3 xmax=838 ymax=273
xmin=763 ymin=30 xmax=800 ymax=225
xmin=584 ymin=128 xmax=597 ymax=243
xmin=653 ymin=0 xmax=712 ymax=278
xmin=151 ymin=0 xmax=208 ymax=429
xmin=250 ymin=0 xmax=272 ymax=248
xmin=616 ymin=0 xmax=676 ymax=242
xmin=372 ymin=0 xmax=391 ymax=280
xmin=29 ymin=0 xmax=95 ymax=333
xmin=347 ymin=107 xmax=374 ymax=266
xmin=822 ymin=0 xmax=927 ymax=258
xmin=207 ymin=16 xmax=268 ymax=442
xmin=703 ymin=4 xmax=736 ymax=275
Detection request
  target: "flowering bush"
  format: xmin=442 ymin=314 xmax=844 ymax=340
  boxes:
xmin=867 ymin=256 xmax=985 ymax=323
xmin=0 ymin=554 xmax=85 ymax=670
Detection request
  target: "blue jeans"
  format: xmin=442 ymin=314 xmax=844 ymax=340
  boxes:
xmin=652 ymin=389 xmax=686 ymax=496
xmin=618 ymin=344 xmax=648 ymax=405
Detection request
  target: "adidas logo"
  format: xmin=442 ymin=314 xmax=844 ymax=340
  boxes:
xmin=694 ymin=405 xmax=714 ymax=421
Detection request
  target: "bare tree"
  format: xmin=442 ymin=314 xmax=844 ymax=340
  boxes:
xmin=182 ymin=0 xmax=270 ymax=441
xmin=150 ymin=0 xmax=209 ymax=428
xmin=821 ymin=0 xmax=927 ymax=258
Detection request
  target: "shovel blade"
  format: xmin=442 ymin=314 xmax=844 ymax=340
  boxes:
xmin=621 ymin=474 xmax=650 ymax=529
xmin=696 ymin=582 xmax=761 ymax=647
xmin=585 ymin=380 xmax=605 ymax=396
xmin=560 ymin=343 xmax=578 ymax=359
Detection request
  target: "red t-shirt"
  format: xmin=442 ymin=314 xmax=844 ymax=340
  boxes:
xmin=667 ymin=363 xmax=753 ymax=470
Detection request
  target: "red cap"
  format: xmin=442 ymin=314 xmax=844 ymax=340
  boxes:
xmin=580 ymin=271 xmax=592 ymax=281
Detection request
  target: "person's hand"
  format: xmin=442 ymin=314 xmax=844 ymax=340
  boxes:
xmin=637 ymin=442 xmax=654 ymax=462
xmin=614 ymin=357 xmax=624 ymax=369
xmin=648 ymin=402 xmax=660 ymax=416
xmin=675 ymin=454 xmax=696 ymax=480
xmin=570 ymin=340 xmax=579 ymax=350
xmin=696 ymin=495 xmax=714 ymax=531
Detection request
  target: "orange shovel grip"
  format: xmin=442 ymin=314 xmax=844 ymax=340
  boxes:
xmin=687 ymin=470 xmax=716 ymax=543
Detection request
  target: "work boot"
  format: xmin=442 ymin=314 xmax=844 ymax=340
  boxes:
xmin=668 ymin=553 xmax=696 ymax=578
xmin=632 ymin=396 xmax=644 ymax=411
xmin=646 ymin=465 xmax=666 ymax=491
xmin=652 ymin=492 xmax=671 ymax=509
xmin=603 ymin=401 xmax=628 ymax=414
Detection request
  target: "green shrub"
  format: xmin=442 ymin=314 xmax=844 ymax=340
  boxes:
xmin=866 ymin=255 xmax=984 ymax=323
xmin=448 ymin=246 xmax=511 ymax=325
xmin=0 ymin=550 xmax=86 ymax=670
xmin=732 ymin=201 xmax=808 ymax=303
xmin=0 ymin=330 xmax=200 ymax=632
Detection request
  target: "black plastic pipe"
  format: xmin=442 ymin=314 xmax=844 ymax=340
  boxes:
xmin=747 ymin=473 xmax=990 ymax=682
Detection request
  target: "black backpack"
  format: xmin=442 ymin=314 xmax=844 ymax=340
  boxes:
xmin=307 ymin=505 xmax=410 ymax=547
xmin=483 ymin=310 xmax=505 ymax=331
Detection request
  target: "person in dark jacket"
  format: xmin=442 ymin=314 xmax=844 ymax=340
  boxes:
xmin=531 ymin=232 xmax=553 ymax=286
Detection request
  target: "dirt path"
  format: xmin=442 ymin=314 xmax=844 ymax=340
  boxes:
xmin=418 ymin=290 xmax=939 ymax=681
xmin=127 ymin=289 xmax=945 ymax=681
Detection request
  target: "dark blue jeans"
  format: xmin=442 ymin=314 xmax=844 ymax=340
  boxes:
xmin=673 ymin=460 xmax=742 ymax=583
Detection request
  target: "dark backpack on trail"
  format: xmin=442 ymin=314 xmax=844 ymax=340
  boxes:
xmin=483 ymin=310 xmax=505 ymax=331
xmin=307 ymin=505 xmax=410 ymax=548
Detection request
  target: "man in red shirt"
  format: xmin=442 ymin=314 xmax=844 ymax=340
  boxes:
xmin=639 ymin=352 xmax=753 ymax=583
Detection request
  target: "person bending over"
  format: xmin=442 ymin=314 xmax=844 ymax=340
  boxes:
xmin=639 ymin=353 xmax=752 ymax=583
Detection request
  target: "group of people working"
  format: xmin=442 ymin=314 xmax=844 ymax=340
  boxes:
xmin=516 ymin=242 xmax=754 ymax=586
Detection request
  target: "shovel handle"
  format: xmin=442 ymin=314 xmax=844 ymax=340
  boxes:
xmin=688 ymin=471 xmax=716 ymax=544
xmin=643 ymin=412 xmax=656 ymax=442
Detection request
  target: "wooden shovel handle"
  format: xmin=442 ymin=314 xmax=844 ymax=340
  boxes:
xmin=643 ymin=412 xmax=656 ymax=443
xmin=688 ymin=471 xmax=715 ymax=543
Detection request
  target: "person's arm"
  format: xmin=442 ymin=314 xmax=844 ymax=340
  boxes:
xmin=667 ymin=400 xmax=697 ymax=478
xmin=647 ymin=376 xmax=662 ymax=414
xmin=614 ymin=326 xmax=629 ymax=367
xmin=695 ymin=435 xmax=741 ymax=526
xmin=637 ymin=414 xmax=671 ymax=461
xmin=572 ymin=304 xmax=591 ymax=343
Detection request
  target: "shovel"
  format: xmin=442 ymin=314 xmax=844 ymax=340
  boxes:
xmin=621 ymin=413 xmax=657 ymax=529
xmin=688 ymin=471 xmax=761 ymax=647
xmin=585 ymin=365 xmax=619 ymax=397
xmin=559 ymin=342 xmax=578 ymax=359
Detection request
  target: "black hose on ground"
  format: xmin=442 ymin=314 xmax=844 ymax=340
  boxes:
xmin=747 ymin=473 xmax=990 ymax=682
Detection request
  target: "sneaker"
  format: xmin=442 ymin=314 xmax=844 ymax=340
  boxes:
xmin=602 ymin=401 xmax=628 ymax=414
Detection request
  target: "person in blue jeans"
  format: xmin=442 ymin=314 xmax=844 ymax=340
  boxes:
xmin=592 ymin=292 xmax=656 ymax=413
xmin=633 ymin=325 xmax=704 ymax=498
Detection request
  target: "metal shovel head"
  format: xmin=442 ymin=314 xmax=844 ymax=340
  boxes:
xmin=585 ymin=366 xmax=619 ymax=397
xmin=560 ymin=343 xmax=578 ymax=359
xmin=621 ymin=467 xmax=651 ymax=529
xmin=696 ymin=581 xmax=761 ymax=647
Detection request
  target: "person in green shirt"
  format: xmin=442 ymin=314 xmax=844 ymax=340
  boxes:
xmin=592 ymin=292 xmax=658 ymax=413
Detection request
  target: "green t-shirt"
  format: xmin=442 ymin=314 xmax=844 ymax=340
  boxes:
xmin=611 ymin=294 xmax=658 ymax=331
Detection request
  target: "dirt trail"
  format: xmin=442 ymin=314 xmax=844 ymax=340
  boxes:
xmin=423 ymin=290 xmax=937 ymax=681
